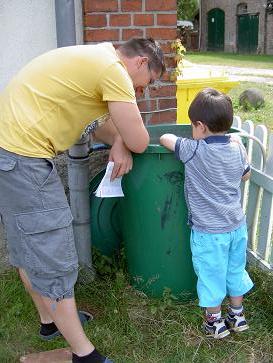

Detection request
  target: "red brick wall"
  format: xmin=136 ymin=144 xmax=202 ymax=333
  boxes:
xmin=83 ymin=0 xmax=177 ymax=124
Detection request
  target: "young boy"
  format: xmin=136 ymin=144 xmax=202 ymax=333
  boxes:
xmin=160 ymin=88 xmax=254 ymax=339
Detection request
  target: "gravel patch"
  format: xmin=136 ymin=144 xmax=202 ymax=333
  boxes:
xmin=196 ymin=64 xmax=273 ymax=85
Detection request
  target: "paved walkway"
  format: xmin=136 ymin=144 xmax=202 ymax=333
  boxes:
xmin=196 ymin=64 xmax=273 ymax=85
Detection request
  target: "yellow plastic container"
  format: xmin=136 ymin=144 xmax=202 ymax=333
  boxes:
xmin=176 ymin=73 xmax=239 ymax=124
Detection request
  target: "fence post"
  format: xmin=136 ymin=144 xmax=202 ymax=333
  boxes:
xmin=246 ymin=125 xmax=268 ymax=250
xmin=233 ymin=115 xmax=242 ymax=129
xmin=241 ymin=120 xmax=254 ymax=212
xmin=257 ymin=134 xmax=273 ymax=264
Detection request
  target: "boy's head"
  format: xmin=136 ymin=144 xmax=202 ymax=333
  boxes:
xmin=188 ymin=88 xmax=233 ymax=137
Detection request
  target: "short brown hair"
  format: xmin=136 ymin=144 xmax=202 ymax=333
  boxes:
xmin=188 ymin=88 xmax=233 ymax=132
xmin=118 ymin=37 xmax=166 ymax=77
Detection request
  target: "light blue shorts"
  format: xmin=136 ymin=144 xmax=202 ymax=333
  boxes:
xmin=190 ymin=223 xmax=254 ymax=307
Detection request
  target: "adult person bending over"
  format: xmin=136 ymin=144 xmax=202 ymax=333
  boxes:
xmin=0 ymin=38 xmax=165 ymax=363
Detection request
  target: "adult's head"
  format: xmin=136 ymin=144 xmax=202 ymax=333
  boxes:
xmin=188 ymin=88 xmax=233 ymax=134
xmin=117 ymin=37 xmax=166 ymax=93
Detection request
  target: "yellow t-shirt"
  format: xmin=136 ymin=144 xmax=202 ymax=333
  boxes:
xmin=0 ymin=43 xmax=136 ymax=158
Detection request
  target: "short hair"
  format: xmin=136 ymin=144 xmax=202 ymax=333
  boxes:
xmin=118 ymin=37 xmax=166 ymax=77
xmin=188 ymin=88 xmax=233 ymax=132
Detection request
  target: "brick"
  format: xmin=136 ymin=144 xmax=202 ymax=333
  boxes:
xmin=85 ymin=29 xmax=119 ymax=42
xmin=161 ymin=71 xmax=173 ymax=82
xmin=20 ymin=348 xmax=71 ymax=363
xmin=159 ymin=42 xmax=173 ymax=53
xmin=164 ymin=56 xmax=176 ymax=68
xmin=122 ymin=29 xmax=144 ymax=41
xmin=159 ymin=98 xmax=177 ymax=109
xmin=157 ymin=14 xmax=177 ymax=26
xmin=146 ymin=28 xmax=177 ymax=41
xmin=83 ymin=0 xmax=118 ymax=13
xmin=134 ymin=14 xmax=154 ymax=26
xmin=84 ymin=14 xmax=107 ymax=28
xmin=150 ymin=84 xmax=176 ymax=98
xmin=137 ymin=100 xmax=157 ymax=112
xmin=110 ymin=14 xmax=131 ymax=27
xmin=150 ymin=109 xmax=177 ymax=124
xmin=145 ymin=0 xmax=177 ymax=11
xmin=121 ymin=0 xmax=142 ymax=12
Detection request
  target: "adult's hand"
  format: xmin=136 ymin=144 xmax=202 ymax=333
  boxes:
xmin=109 ymin=135 xmax=133 ymax=180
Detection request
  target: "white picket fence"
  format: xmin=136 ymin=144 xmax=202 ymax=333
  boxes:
xmin=232 ymin=116 xmax=273 ymax=272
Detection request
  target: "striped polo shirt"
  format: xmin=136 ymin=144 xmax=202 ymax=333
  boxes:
xmin=175 ymin=135 xmax=250 ymax=233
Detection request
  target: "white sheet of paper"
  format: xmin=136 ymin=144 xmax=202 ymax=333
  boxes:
xmin=95 ymin=161 xmax=124 ymax=198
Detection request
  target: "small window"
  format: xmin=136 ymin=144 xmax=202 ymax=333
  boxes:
xmin=237 ymin=3 xmax=248 ymax=14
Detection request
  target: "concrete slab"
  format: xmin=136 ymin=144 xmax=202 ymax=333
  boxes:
xmin=20 ymin=348 xmax=72 ymax=363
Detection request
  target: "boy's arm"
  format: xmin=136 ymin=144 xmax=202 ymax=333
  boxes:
xmin=160 ymin=133 xmax=178 ymax=151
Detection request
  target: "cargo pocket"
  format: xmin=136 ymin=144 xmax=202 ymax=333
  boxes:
xmin=16 ymin=207 xmax=78 ymax=276
xmin=0 ymin=155 xmax=17 ymax=208
xmin=0 ymin=155 xmax=16 ymax=172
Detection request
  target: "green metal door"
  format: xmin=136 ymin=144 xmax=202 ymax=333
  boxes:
xmin=237 ymin=14 xmax=259 ymax=53
xmin=207 ymin=8 xmax=225 ymax=51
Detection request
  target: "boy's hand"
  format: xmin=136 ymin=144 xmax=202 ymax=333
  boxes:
xmin=242 ymin=170 xmax=251 ymax=182
xmin=160 ymin=133 xmax=178 ymax=152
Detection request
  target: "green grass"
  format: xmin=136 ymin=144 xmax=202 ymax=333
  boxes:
xmin=186 ymin=52 xmax=273 ymax=69
xmin=1 ymin=266 xmax=273 ymax=362
xmin=228 ymin=82 xmax=273 ymax=131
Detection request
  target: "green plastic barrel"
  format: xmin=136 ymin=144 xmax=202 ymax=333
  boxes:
xmin=119 ymin=124 xmax=196 ymax=299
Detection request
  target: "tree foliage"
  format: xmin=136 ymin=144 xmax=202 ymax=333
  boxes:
xmin=177 ymin=0 xmax=199 ymax=21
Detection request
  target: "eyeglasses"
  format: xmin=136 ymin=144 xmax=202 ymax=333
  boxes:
xmin=147 ymin=62 xmax=156 ymax=85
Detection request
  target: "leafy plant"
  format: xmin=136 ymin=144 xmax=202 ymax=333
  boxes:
xmin=170 ymin=38 xmax=186 ymax=81
xmin=92 ymin=246 xmax=127 ymax=278
xmin=177 ymin=0 xmax=198 ymax=21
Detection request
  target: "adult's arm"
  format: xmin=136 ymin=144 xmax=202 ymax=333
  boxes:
xmin=92 ymin=115 xmax=120 ymax=145
xmin=108 ymin=101 xmax=150 ymax=153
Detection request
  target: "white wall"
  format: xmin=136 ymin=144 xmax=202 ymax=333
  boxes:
xmin=75 ymin=0 xmax=84 ymax=46
xmin=0 ymin=0 xmax=83 ymax=91
xmin=0 ymin=0 xmax=84 ymax=268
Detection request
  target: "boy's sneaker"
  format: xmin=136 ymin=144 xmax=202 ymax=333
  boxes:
xmin=203 ymin=318 xmax=230 ymax=339
xmin=225 ymin=312 xmax=249 ymax=332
